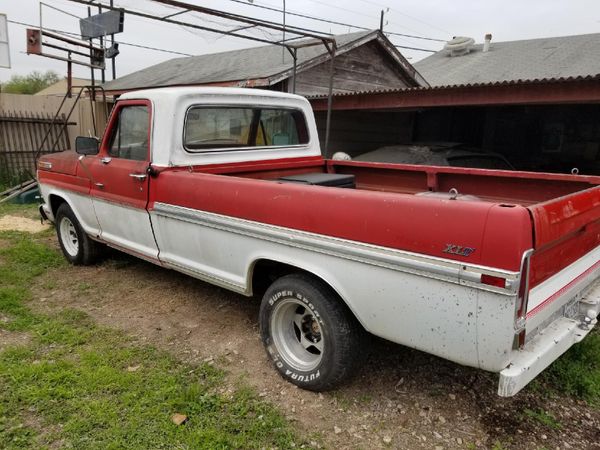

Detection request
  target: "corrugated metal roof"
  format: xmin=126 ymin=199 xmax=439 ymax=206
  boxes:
xmin=306 ymin=73 xmax=600 ymax=99
xmin=103 ymin=30 xmax=376 ymax=92
xmin=414 ymin=33 xmax=600 ymax=87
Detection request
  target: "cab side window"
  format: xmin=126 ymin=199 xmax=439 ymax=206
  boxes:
xmin=108 ymin=106 xmax=149 ymax=161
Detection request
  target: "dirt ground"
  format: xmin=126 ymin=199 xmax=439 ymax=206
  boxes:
xmin=0 ymin=215 xmax=49 ymax=233
xmin=3 ymin=214 xmax=598 ymax=450
xmin=25 ymin=246 xmax=597 ymax=450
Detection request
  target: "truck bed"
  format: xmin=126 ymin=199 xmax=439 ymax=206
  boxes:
xmin=153 ymin=156 xmax=600 ymax=287
xmin=198 ymin=157 xmax=599 ymax=206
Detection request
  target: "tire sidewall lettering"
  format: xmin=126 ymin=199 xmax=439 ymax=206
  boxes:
xmin=265 ymin=288 xmax=326 ymax=383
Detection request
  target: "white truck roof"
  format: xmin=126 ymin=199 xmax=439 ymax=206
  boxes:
xmin=119 ymin=87 xmax=321 ymax=167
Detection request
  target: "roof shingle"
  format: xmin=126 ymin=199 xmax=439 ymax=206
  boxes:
xmin=414 ymin=33 xmax=600 ymax=87
xmin=103 ymin=30 xmax=374 ymax=92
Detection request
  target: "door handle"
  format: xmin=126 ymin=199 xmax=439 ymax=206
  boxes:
xmin=94 ymin=182 xmax=104 ymax=188
xmin=129 ymin=173 xmax=147 ymax=181
xmin=101 ymin=157 xmax=112 ymax=164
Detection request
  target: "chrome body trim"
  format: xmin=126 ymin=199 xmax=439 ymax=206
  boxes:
xmin=153 ymin=202 xmax=521 ymax=295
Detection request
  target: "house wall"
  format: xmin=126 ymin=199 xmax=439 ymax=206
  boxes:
xmin=294 ymin=41 xmax=413 ymax=97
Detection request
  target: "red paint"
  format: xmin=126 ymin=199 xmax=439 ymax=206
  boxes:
xmin=38 ymin=169 xmax=90 ymax=195
xmin=149 ymin=168 xmax=534 ymax=271
xmin=38 ymin=150 xmax=80 ymax=176
xmin=528 ymin=186 xmax=600 ymax=248
xmin=529 ymin=218 xmax=600 ymax=287
xmin=182 ymin=156 xmax=325 ymax=177
xmin=328 ymin=160 xmax=600 ymax=198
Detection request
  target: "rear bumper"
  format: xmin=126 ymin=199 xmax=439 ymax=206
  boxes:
xmin=498 ymin=280 xmax=600 ymax=397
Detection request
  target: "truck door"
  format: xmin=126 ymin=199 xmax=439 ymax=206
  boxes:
xmin=87 ymin=100 xmax=159 ymax=260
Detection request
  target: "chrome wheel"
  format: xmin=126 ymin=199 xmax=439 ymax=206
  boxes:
xmin=59 ymin=216 xmax=79 ymax=257
xmin=271 ymin=298 xmax=324 ymax=371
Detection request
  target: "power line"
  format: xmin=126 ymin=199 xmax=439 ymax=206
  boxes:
xmin=390 ymin=43 xmax=435 ymax=53
xmin=351 ymin=0 xmax=453 ymax=36
xmin=259 ymin=0 xmax=446 ymax=40
xmin=227 ymin=0 xmax=445 ymax=43
xmin=7 ymin=19 xmax=194 ymax=56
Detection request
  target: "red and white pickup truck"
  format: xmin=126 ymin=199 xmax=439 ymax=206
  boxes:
xmin=37 ymin=87 xmax=600 ymax=395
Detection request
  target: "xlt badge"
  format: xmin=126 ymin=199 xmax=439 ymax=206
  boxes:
xmin=443 ymin=244 xmax=475 ymax=257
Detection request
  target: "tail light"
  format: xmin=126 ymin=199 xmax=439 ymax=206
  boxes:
xmin=514 ymin=250 xmax=533 ymax=348
xmin=481 ymin=274 xmax=507 ymax=288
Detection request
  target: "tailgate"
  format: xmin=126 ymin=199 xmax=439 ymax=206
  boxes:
xmin=525 ymin=185 xmax=600 ymax=332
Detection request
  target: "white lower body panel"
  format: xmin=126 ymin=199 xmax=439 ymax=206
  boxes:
xmin=38 ymin=184 xmax=101 ymax=236
xmin=150 ymin=202 xmax=522 ymax=371
xmin=499 ymin=279 xmax=599 ymax=396
xmin=92 ymin=198 xmax=158 ymax=260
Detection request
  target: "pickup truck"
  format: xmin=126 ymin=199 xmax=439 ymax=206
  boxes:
xmin=37 ymin=87 xmax=600 ymax=396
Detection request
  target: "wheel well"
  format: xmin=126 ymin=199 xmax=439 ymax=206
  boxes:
xmin=48 ymin=194 xmax=66 ymax=217
xmin=251 ymin=259 xmax=368 ymax=335
xmin=250 ymin=259 xmax=342 ymax=304
xmin=251 ymin=259 xmax=302 ymax=298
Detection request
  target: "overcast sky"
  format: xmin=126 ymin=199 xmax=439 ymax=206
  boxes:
xmin=1 ymin=0 xmax=599 ymax=83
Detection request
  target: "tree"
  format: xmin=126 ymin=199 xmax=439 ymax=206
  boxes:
xmin=1 ymin=70 xmax=61 ymax=95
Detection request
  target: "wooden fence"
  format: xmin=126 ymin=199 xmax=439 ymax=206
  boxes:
xmin=0 ymin=93 xmax=111 ymax=186
xmin=0 ymin=110 xmax=73 ymax=184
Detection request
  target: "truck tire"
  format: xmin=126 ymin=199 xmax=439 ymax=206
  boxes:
xmin=259 ymin=273 xmax=366 ymax=391
xmin=55 ymin=203 xmax=99 ymax=265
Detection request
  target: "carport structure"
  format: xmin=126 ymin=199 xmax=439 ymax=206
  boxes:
xmin=310 ymin=33 xmax=600 ymax=175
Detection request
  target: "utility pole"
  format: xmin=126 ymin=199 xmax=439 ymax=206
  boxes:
xmin=282 ymin=0 xmax=286 ymax=62
xmin=98 ymin=4 xmax=105 ymax=83
xmin=87 ymin=6 xmax=95 ymax=98
xmin=110 ymin=0 xmax=116 ymax=79
xmin=379 ymin=10 xmax=384 ymax=32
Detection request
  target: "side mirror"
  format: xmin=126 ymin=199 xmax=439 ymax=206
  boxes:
xmin=75 ymin=136 xmax=99 ymax=155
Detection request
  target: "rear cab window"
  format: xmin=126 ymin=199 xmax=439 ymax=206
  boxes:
xmin=184 ymin=106 xmax=309 ymax=152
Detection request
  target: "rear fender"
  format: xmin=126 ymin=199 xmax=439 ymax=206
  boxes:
xmin=246 ymin=254 xmax=368 ymax=331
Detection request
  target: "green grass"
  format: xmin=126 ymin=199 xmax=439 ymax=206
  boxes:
xmin=522 ymin=408 xmax=562 ymax=430
xmin=0 ymin=202 xmax=41 ymax=220
xmin=0 ymin=231 xmax=302 ymax=449
xmin=541 ymin=327 xmax=600 ymax=406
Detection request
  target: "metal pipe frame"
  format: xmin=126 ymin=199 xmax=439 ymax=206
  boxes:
xmin=27 ymin=28 xmax=105 ymax=69
xmin=284 ymin=46 xmax=298 ymax=93
xmin=66 ymin=0 xmax=335 ymax=50
xmin=63 ymin=0 xmax=339 ymax=157
xmin=34 ymin=86 xmax=109 ymax=166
